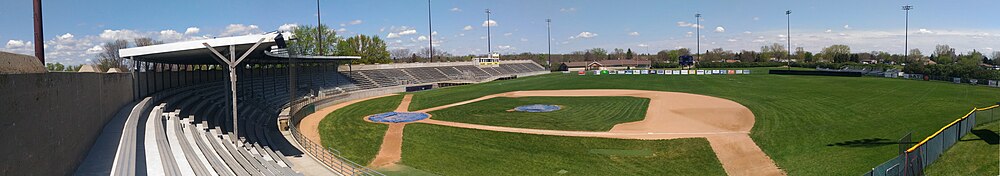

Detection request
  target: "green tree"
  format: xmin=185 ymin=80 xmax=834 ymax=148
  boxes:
xmin=958 ymin=50 xmax=983 ymax=66
xmin=45 ymin=63 xmax=65 ymax=71
xmin=625 ymin=48 xmax=634 ymax=60
xmin=289 ymin=24 xmax=341 ymax=56
xmin=821 ymin=44 xmax=851 ymax=63
xmin=336 ymin=34 xmax=391 ymax=64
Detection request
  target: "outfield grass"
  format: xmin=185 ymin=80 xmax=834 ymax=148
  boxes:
xmin=924 ymin=109 xmax=1000 ymax=175
xmin=318 ymin=95 xmax=402 ymax=165
xmin=400 ymin=68 xmax=1000 ymax=175
xmin=426 ymin=96 xmax=649 ymax=131
xmin=397 ymin=123 xmax=726 ymax=175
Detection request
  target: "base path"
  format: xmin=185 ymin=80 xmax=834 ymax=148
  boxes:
xmin=368 ymin=94 xmax=413 ymax=168
xmin=412 ymin=89 xmax=784 ymax=176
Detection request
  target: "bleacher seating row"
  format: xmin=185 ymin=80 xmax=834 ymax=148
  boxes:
xmin=90 ymin=62 xmax=546 ymax=175
xmin=343 ymin=63 xmax=546 ymax=89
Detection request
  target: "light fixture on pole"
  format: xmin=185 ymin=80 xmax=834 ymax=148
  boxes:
xmin=546 ymin=18 xmax=552 ymax=69
xmin=902 ymin=5 xmax=913 ymax=62
xmin=695 ymin=13 xmax=701 ymax=64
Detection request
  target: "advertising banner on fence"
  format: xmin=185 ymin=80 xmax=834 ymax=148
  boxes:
xmin=578 ymin=71 xmax=586 ymax=75
xmin=744 ymin=70 xmax=751 ymax=74
xmin=728 ymin=70 xmax=735 ymax=74
xmin=657 ymin=70 xmax=665 ymax=74
xmin=696 ymin=70 xmax=705 ymax=75
xmin=594 ymin=70 xmax=602 ymax=75
xmin=953 ymin=77 xmax=961 ymax=84
xmin=735 ymin=70 xmax=744 ymax=74
xmin=601 ymin=70 xmax=610 ymax=75
xmin=991 ymin=80 xmax=998 ymax=87
xmin=641 ymin=70 xmax=649 ymax=74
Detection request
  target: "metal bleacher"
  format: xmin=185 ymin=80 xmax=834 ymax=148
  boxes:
xmin=91 ymin=61 xmax=546 ymax=176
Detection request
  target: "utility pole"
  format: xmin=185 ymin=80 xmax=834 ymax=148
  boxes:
xmin=33 ymin=0 xmax=44 ymax=63
xmin=695 ymin=13 xmax=701 ymax=64
xmin=786 ymin=10 xmax=792 ymax=70
xmin=903 ymin=5 xmax=913 ymax=62
xmin=486 ymin=9 xmax=492 ymax=54
xmin=546 ymin=19 xmax=552 ymax=69
xmin=428 ymin=0 xmax=433 ymax=62
xmin=316 ymin=0 xmax=323 ymax=55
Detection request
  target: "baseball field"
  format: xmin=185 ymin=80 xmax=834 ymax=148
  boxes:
xmin=309 ymin=67 xmax=1000 ymax=175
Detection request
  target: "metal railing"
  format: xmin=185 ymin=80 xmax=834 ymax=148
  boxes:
xmin=865 ymin=105 xmax=999 ymax=176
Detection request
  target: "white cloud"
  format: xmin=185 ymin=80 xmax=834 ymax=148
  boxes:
xmin=57 ymin=33 xmax=74 ymax=40
xmin=753 ymin=17 xmax=760 ymax=21
xmin=159 ymin=30 xmax=183 ymax=41
xmin=637 ymin=44 xmax=649 ymax=47
xmin=825 ymin=29 xmax=833 ymax=33
xmin=417 ymin=36 xmax=428 ymax=41
xmin=398 ymin=29 xmax=417 ymax=35
xmin=85 ymin=45 xmax=103 ymax=54
xmin=503 ymin=33 xmax=513 ymax=36
xmin=387 ymin=33 xmax=400 ymax=39
xmin=570 ymin=32 xmax=598 ymax=39
xmin=497 ymin=45 xmax=512 ymax=49
xmin=6 ymin=40 xmax=27 ymax=48
xmin=676 ymin=21 xmax=704 ymax=29
xmin=715 ymin=26 xmax=725 ymax=33
xmin=432 ymin=31 xmax=438 ymax=36
xmin=463 ymin=25 xmax=473 ymax=31
xmin=520 ymin=38 xmax=528 ymax=42
xmin=185 ymin=27 xmax=200 ymax=35
xmin=278 ymin=24 xmax=298 ymax=32
xmin=916 ymin=28 xmax=934 ymax=34
xmin=560 ymin=8 xmax=576 ymax=13
xmin=482 ymin=20 xmax=498 ymax=27
xmin=686 ymin=31 xmax=694 ymax=37
xmin=99 ymin=29 xmax=142 ymax=40
xmin=727 ymin=38 xmax=738 ymax=42
xmin=743 ymin=31 xmax=752 ymax=35
xmin=843 ymin=25 xmax=851 ymax=29
xmin=337 ymin=28 xmax=347 ymax=32
xmin=221 ymin=24 xmax=261 ymax=36
xmin=628 ymin=32 xmax=640 ymax=36
xmin=450 ymin=7 xmax=462 ymax=12
xmin=348 ymin=20 xmax=363 ymax=25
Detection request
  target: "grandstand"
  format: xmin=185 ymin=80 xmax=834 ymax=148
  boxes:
xmin=74 ymin=33 xmax=548 ymax=175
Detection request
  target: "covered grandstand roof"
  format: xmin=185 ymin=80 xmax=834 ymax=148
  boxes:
xmin=120 ymin=32 xmax=359 ymax=64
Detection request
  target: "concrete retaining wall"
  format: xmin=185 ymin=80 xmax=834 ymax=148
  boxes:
xmin=0 ymin=72 xmax=134 ymax=175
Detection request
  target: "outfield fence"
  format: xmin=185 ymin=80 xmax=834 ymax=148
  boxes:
xmin=865 ymin=105 xmax=999 ymax=176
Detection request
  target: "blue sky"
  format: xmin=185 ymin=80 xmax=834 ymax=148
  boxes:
xmin=2 ymin=0 xmax=999 ymax=64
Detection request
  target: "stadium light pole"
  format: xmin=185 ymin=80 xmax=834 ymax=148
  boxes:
xmin=695 ymin=13 xmax=701 ymax=64
xmin=547 ymin=19 xmax=552 ymax=69
xmin=316 ymin=0 xmax=322 ymax=55
xmin=428 ymin=0 xmax=433 ymax=62
xmin=33 ymin=0 xmax=44 ymax=63
xmin=786 ymin=10 xmax=792 ymax=70
xmin=486 ymin=9 xmax=492 ymax=54
xmin=902 ymin=5 xmax=913 ymax=62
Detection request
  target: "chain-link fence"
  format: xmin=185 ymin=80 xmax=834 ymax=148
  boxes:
xmin=865 ymin=105 xmax=999 ymax=176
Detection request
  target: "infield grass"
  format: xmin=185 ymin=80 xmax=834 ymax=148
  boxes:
xmin=426 ymin=96 xmax=649 ymax=131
